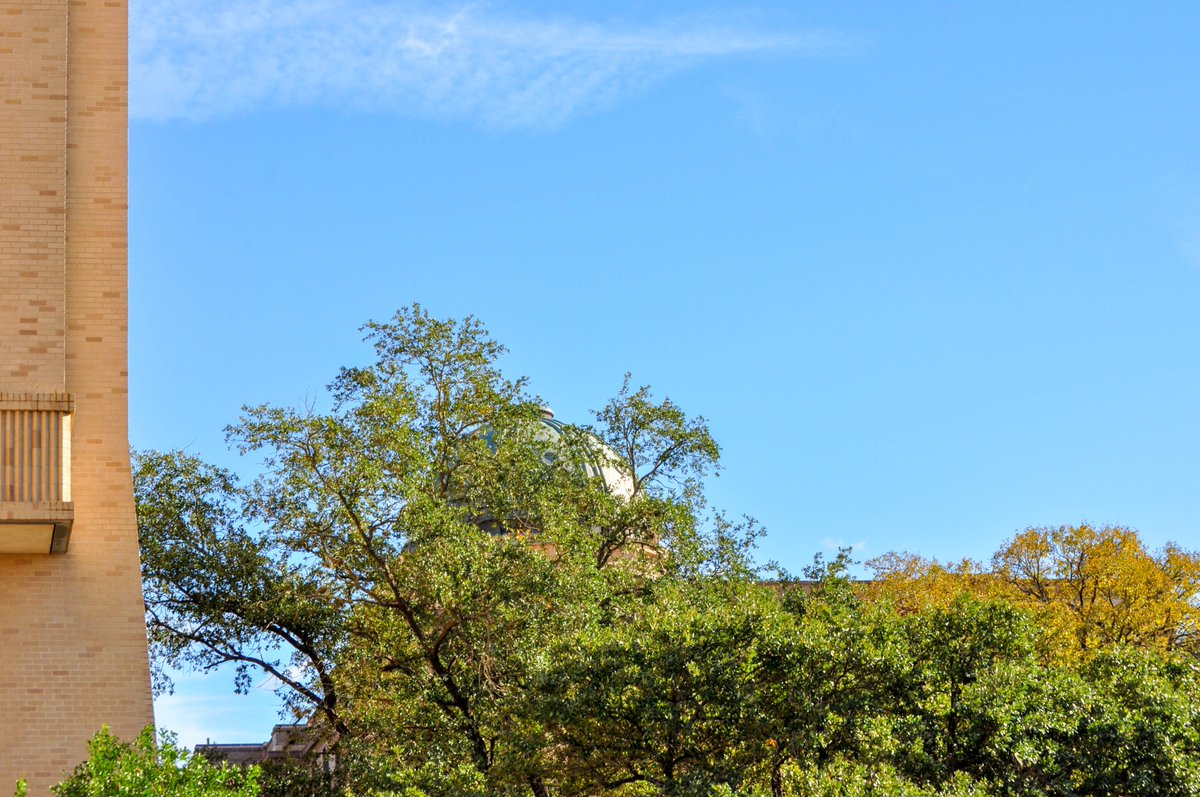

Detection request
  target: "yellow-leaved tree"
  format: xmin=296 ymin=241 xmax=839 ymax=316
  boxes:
xmin=860 ymin=551 xmax=998 ymax=611
xmin=868 ymin=524 xmax=1200 ymax=662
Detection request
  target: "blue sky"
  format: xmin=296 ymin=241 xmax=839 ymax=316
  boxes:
xmin=131 ymin=1 xmax=1200 ymax=746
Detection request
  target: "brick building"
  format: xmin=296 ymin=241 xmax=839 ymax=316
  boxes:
xmin=196 ymin=722 xmax=335 ymax=769
xmin=0 ymin=0 xmax=154 ymax=790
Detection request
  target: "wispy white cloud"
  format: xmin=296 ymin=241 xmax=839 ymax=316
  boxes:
xmin=131 ymin=0 xmax=857 ymax=127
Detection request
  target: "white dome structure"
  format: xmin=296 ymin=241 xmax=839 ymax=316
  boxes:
xmin=472 ymin=407 xmax=635 ymax=501
xmin=531 ymin=410 xmax=634 ymax=500
xmin=467 ymin=409 xmax=655 ymax=563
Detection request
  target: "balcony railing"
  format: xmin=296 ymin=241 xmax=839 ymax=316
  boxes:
xmin=0 ymin=393 xmax=73 ymax=554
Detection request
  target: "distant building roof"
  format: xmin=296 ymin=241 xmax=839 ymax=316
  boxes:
xmin=195 ymin=722 xmax=329 ymax=765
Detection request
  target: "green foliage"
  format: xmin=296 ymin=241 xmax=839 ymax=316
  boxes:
xmin=133 ymin=306 xmax=1200 ymax=797
xmin=135 ymin=449 xmax=346 ymax=734
xmin=779 ymin=760 xmax=995 ymax=797
xmin=50 ymin=727 xmax=259 ymax=797
xmin=1067 ymin=649 xmax=1200 ymax=796
xmin=255 ymin=759 xmax=343 ymax=797
xmin=896 ymin=596 xmax=1039 ymax=784
xmin=138 ymin=305 xmax=738 ymax=796
xmin=532 ymin=582 xmax=780 ymax=795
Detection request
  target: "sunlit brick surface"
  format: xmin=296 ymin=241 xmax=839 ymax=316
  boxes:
xmin=0 ymin=0 xmax=154 ymax=790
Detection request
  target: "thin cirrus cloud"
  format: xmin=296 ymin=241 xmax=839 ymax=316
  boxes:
xmin=131 ymin=0 xmax=857 ymax=128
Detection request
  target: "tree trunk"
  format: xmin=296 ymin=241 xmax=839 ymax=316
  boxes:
xmin=528 ymin=774 xmax=550 ymax=797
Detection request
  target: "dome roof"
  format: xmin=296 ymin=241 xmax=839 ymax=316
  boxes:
xmin=534 ymin=413 xmax=634 ymax=500
xmin=473 ymin=408 xmax=635 ymax=500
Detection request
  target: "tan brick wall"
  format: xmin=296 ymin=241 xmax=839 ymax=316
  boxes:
xmin=0 ymin=1 xmax=67 ymax=393
xmin=0 ymin=0 xmax=154 ymax=791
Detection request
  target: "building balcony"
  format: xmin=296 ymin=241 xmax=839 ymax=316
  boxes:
xmin=0 ymin=393 xmax=73 ymax=554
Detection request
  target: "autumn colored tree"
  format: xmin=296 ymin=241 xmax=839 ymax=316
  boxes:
xmin=868 ymin=524 xmax=1200 ymax=661
xmin=862 ymin=551 xmax=1000 ymax=613
xmin=991 ymin=524 xmax=1200 ymax=658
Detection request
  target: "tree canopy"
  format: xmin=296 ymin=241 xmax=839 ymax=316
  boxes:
xmin=131 ymin=306 xmax=1200 ymax=797
xmin=138 ymin=305 xmax=740 ymax=795
xmin=868 ymin=523 xmax=1200 ymax=662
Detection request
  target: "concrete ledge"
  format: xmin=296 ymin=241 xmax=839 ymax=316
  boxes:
xmin=0 ymin=501 xmax=74 ymax=523
xmin=0 ymin=502 xmax=73 ymax=553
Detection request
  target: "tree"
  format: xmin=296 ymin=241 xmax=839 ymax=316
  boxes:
xmin=1068 ymin=648 xmax=1200 ymax=796
xmin=778 ymin=760 xmax=993 ymax=797
xmin=991 ymin=524 xmax=1200 ymax=659
xmin=136 ymin=449 xmax=348 ymax=738
xmin=137 ymin=305 xmax=730 ymax=796
xmin=868 ymin=524 xmax=1200 ymax=662
xmin=761 ymin=553 xmax=913 ymax=796
xmin=529 ymin=581 xmax=779 ymax=796
xmin=529 ymin=555 xmax=919 ymax=797
xmin=892 ymin=596 xmax=1039 ymax=786
xmin=135 ymin=306 xmax=1200 ymax=797
xmin=865 ymin=543 xmax=1200 ymax=796
xmin=46 ymin=727 xmax=259 ymax=797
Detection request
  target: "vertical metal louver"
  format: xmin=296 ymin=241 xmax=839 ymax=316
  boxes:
xmin=0 ymin=408 xmax=69 ymax=502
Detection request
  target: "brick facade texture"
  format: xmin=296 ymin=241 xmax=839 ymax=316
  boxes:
xmin=0 ymin=0 xmax=155 ymax=790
